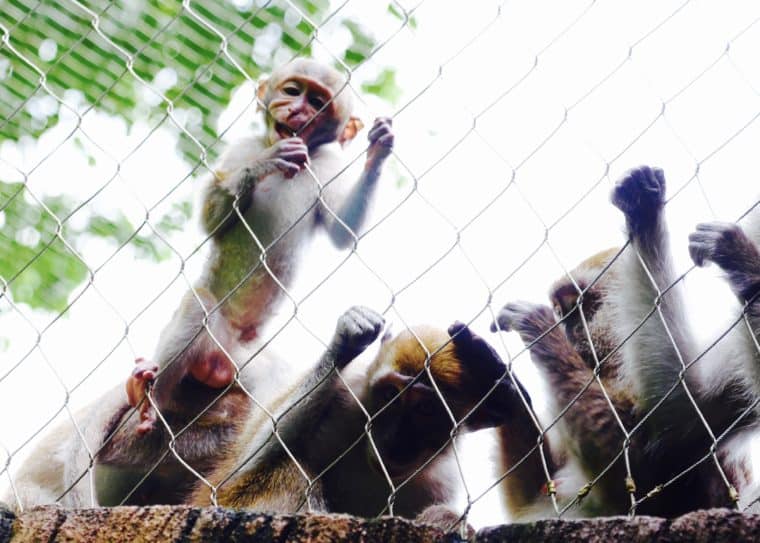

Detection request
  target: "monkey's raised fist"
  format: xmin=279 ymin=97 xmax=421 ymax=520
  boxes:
xmin=611 ymin=165 xmax=666 ymax=234
xmin=366 ymin=117 xmax=394 ymax=167
xmin=259 ymin=136 xmax=310 ymax=179
xmin=448 ymin=321 xmax=531 ymax=428
xmin=332 ymin=306 xmax=385 ymax=367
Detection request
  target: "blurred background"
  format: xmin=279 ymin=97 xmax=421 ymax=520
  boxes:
xmin=2 ymin=0 xmax=760 ymax=527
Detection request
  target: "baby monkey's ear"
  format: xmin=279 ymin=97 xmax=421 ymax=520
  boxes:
xmin=255 ymin=77 xmax=270 ymax=111
xmin=339 ymin=116 xmax=364 ymax=146
xmin=551 ymin=282 xmax=582 ymax=318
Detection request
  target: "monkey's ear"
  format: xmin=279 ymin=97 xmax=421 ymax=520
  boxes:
xmin=551 ymin=283 xmax=581 ymax=318
xmin=339 ymin=116 xmax=364 ymax=146
xmin=256 ymin=78 xmax=270 ymax=111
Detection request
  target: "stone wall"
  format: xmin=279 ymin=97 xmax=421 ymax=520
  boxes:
xmin=1 ymin=505 xmax=757 ymax=542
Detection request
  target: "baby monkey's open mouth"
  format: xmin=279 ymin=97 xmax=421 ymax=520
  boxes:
xmin=275 ymin=122 xmax=297 ymax=139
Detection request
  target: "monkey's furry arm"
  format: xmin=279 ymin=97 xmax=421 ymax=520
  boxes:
xmin=198 ymin=306 xmax=384 ymax=509
xmin=494 ymin=301 xmax=635 ymax=453
xmin=610 ymin=166 xmax=700 ymax=436
xmin=269 ymin=305 xmax=385 ymax=452
xmin=324 ymin=118 xmax=393 ymax=248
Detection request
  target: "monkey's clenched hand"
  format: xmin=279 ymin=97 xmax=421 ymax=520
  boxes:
xmin=331 ymin=306 xmax=385 ymax=368
xmin=448 ymin=322 xmax=531 ymax=428
xmin=689 ymin=222 xmax=759 ymax=269
xmin=366 ymin=117 xmax=394 ymax=168
xmin=259 ymin=136 xmax=310 ymax=179
xmin=690 ymin=221 xmax=760 ymax=302
xmin=611 ymin=165 xmax=666 ymax=235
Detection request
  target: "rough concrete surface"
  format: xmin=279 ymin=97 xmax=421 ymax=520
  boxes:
xmin=3 ymin=506 xmax=759 ymax=542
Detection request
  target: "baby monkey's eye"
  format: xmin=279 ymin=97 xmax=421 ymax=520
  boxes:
xmin=308 ymin=94 xmax=326 ymax=109
xmin=283 ymin=83 xmax=301 ymax=96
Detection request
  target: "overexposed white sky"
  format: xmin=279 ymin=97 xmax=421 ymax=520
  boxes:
xmin=2 ymin=0 xmax=760 ymax=528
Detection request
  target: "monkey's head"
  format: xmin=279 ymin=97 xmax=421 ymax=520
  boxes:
xmin=257 ymin=58 xmax=363 ymax=150
xmin=365 ymin=325 xmax=515 ymax=481
xmin=549 ymin=247 xmax=621 ymax=373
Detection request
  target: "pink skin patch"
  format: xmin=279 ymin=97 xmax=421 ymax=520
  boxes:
xmin=189 ymin=351 xmax=236 ymax=389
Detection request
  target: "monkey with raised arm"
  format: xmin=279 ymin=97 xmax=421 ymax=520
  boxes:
xmin=492 ymin=249 xmax=636 ymax=518
xmin=189 ymin=306 xmax=526 ymax=530
xmin=5 ymin=58 xmax=394 ymax=510
xmin=493 ymin=166 xmax=748 ymax=519
xmin=688 ymin=210 xmax=760 ymax=507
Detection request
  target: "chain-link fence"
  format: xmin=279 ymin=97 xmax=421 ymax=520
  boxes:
xmin=2 ymin=0 xmax=760 ymax=532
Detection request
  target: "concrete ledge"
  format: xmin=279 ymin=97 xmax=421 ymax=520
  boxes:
xmin=2 ymin=505 xmax=758 ymax=542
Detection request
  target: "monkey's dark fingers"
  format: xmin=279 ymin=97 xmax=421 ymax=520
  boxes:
xmin=276 ymin=136 xmax=306 ymax=146
xmin=336 ymin=306 xmax=385 ymax=351
xmin=368 ymin=119 xmax=393 ymax=142
xmin=272 ymin=159 xmax=303 ymax=179
xmin=376 ymin=133 xmax=394 ymax=149
xmin=491 ymin=303 xmax=526 ymax=333
xmin=275 ymin=149 xmax=310 ymax=165
xmin=689 ymin=222 xmax=752 ymax=269
xmin=372 ymin=116 xmax=393 ymax=128
xmin=688 ymin=230 xmax=717 ymax=267
xmin=611 ymin=165 xmax=666 ymax=208
xmin=447 ymin=321 xmax=473 ymax=343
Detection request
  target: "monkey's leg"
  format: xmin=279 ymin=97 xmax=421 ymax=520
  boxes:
xmin=141 ymin=287 xmax=237 ymax=416
xmin=611 ymin=166 xmax=698 ymax=430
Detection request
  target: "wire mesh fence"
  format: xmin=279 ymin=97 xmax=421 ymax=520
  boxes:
xmin=2 ymin=0 xmax=760 ymax=532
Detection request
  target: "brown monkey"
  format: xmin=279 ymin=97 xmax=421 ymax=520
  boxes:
xmin=494 ymin=166 xmax=748 ymax=519
xmin=190 ymin=306 xmax=524 ymax=529
xmin=4 ymin=58 xmax=394 ymax=510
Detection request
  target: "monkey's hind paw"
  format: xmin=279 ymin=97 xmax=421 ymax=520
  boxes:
xmin=611 ymin=165 xmax=666 ymax=229
xmin=688 ymin=222 xmax=752 ymax=269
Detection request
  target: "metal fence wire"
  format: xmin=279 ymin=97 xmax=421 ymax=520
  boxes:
xmin=2 ymin=0 xmax=760 ymax=531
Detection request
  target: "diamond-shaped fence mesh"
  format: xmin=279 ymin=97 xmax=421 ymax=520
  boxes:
xmin=2 ymin=0 xmax=760 ymax=532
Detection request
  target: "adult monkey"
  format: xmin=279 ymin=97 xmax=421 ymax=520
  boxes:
xmin=190 ymin=306 xmax=526 ymax=532
xmin=493 ymin=166 xmax=749 ymax=518
xmin=5 ymin=58 xmax=394 ymax=509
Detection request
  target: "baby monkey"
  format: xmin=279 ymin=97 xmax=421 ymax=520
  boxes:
xmin=5 ymin=58 xmax=394 ymax=510
xmin=128 ymin=57 xmax=394 ymax=433
xmin=191 ymin=306 xmax=526 ymax=529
